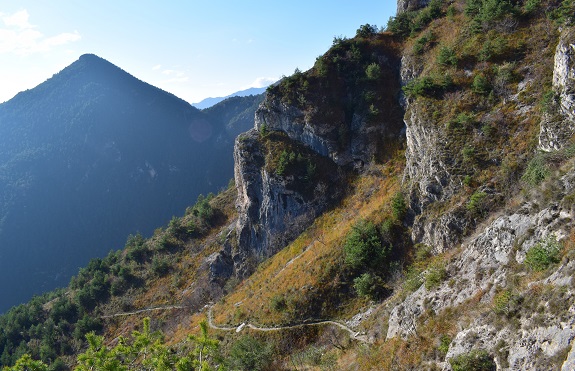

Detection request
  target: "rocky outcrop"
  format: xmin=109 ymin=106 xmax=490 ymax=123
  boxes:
xmin=255 ymin=92 xmax=400 ymax=168
xmin=255 ymin=35 xmax=404 ymax=169
xmin=404 ymin=101 xmax=457 ymax=209
xmin=254 ymin=102 xmax=333 ymax=162
xmin=397 ymin=0 xmax=431 ymax=14
xmin=410 ymin=211 xmax=468 ymax=253
xmin=401 ymin=51 xmax=463 ymax=250
xmin=386 ymin=162 xmax=575 ymax=370
xmin=227 ymin=129 xmax=340 ymax=277
xmin=208 ymin=32 xmax=405 ymax=281
xmin=539 ymin=28 xmax=575 ymax=151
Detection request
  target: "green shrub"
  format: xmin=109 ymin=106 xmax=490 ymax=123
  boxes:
xmin=450 ymin=349 xmax=496 ymax=371
xmin=479 ymin=35 xmax=508 ymax=62
xmin=353 ymin=272 xmax=382 ymax=299
xmin=365 ymin=62 xmax=382 ymax=80
xmin=276 ymin=150 xmax=291 ymax=176
xmin=493 ymin=289 xmax=521 ymax=316
xmin=467 ymin=191 xmax=488 ymax=215
xmin=541 ymin=89 xmax=560 ymax=113
xmin=425 ymin=263 xmax=447 ymax=290
xmin=391 ymin=191 xmax=407 ymax=221
xmin=404 ymin=266 xmax=424 ymax=292
xmin=521 ymin=154 xmax=550 ymax=187
xmin=472 ymin=74 xmax=491 ymax=95
xmin=523 ymin=0 xmax=541 ymax=14
xmin=403 ymin=76 xmax=444 ymax=98
xmin=356 ymin=24 xmax=379 ymax=38
xmin=229 ymin=335 xmax=274 ymax=371
xmin=524 ymin=238 xmax=561 ymax=271
xmin=437 ymin=46 xmax=458 ymax=66
xmin=386 ymin=11 xmax=416 ymax=37
xmin=428 ymin=0 xmax=443 ymax=18
xmin=462 ymin=145 xmax=476 ymax=162
xmin=4 ymin=354 xmax=48 ymax=371
xmin=548 ymin=0 xmax=575 ymax=25
xmin=413 ymin=32 xmax=434 ymax=55
xmin=73 ymin=315 xmax=103 ymax=341
xmin=368 ymin=104 xmax=380 ymax=118
xmin=190 ymin=194 xmax=215 ymax=222
xmin=466 ymin=0 xmax=517 ymax=33
xmin=344 ymin=220 xmax=387 ymax=272
xmin=447 ymin=4 xmax=456 ymax=19
xmin=387 ymin=3 xmax=443 ymax=37
xmin=411 ymin=9 xmax=433 ymax=35
xmin=259 ymin=123 xmax=268 ymax=136
xmin=414 ymin=243 xmax=433 ymax=262
xmin=229 ymin=335 xmax=273 ymax=371
xmin=438 ymin=335 xmax=451 ymax=355
xmin=151 ymin=256 xmax=170 ymax=277
xmin=270 ymin=295 xmax=288 ymax=312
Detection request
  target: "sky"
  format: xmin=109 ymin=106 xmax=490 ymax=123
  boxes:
xmin=0 ymin=1 xmax=397 ymax=104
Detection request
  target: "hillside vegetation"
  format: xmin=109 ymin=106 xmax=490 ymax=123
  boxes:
xmin=2 ymin=0 xmax=575 ymax=370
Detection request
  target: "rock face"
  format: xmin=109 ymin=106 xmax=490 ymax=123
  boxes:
xmin=254 ymin=102 xmax=332 ymax=162
xmin=234 ymin=130 xmax=317 ymax=269
xmin=400 ymin=52 xmax=465 ymax=251
xmin=404 ymin=100 xmax=457 ymax=208
xmin=218 ymin=37 xmax=405 ymax=278
xmin=386 ymin=162 xmax=575 ymax=370
xmin=397 ymin=0 xmax=431 ymax=14
xmin=219 ymin=128 xmax=341 ymax=278
xmin=539 ymin=28 xmax=575 ymax=151
xmin=391 ymin=29 xmax=575 ymax=362
xmin=254 ymin=91 xmax=401 ymax=168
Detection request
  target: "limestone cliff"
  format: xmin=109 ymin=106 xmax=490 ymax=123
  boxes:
xmin=397 ymin=0 xmax=432 ymax=14
xmin=386 ymin=161 xmax=575 ymax=369
xmin=540 ymin=28 xmax=575 ymax=151
xmin=229 ymin=129 xmax=342 ymax=276
xmin=219 ymin=32 xmax=405 ymax=278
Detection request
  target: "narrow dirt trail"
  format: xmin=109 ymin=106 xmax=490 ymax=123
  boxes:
xmin=101 ymin=305 xmax=187 ymax=318
xmin=206 ymin=305 xmax=369 ymax=342
xmin=100 ymin=304 xmax=369 ymax=343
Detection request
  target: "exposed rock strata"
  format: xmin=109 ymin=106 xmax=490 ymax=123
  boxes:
xmin=254 ymin=91 xmax=401 ymax=168
xmin=397 ymin=0 xmax=432 ymax=14
xmin=539 ymin=28 xmax=575 ymax=151
xmin=401 ymin=51 xmax=464 ymax=250
xmin=214 ymin=129 xmax=341 ymax=278
xmin=386 ymin=163 xmax=575 ymax=370
xmin=217 ymin=40 xmax=404 ymax=278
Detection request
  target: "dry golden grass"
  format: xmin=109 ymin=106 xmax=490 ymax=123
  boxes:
xmin=211 ymin=157 xmax=405 ymax=328
xmin=101 ymin=187 xmax=238 ymax=342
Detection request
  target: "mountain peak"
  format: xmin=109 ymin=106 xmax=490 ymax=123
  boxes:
xmin=72 ymin=53 xmax=119 ymax=70
xmin=79 ymin=53 xmax=102 ymax=60
xmin=71 ymin=53 xmax=124 ymax=74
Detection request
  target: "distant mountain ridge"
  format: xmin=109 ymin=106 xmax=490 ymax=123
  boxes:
xmin=192 ymin=86 xmax=268 ymax=109
xmin=0 ymin=54 xmax=260 ymax=312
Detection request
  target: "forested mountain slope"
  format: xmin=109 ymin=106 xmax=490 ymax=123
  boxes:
xmin=0 ymin=54 xmax=259 ymax=313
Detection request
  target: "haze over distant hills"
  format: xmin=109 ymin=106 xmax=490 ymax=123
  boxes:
xmin=192 ymin=86 xmax=268 ymax=109
xmin=0 ymin=54 xmax=262 ymax=313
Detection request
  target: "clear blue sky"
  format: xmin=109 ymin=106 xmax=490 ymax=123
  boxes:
xmin=0 ymin=1 xmax=397 ymax=104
